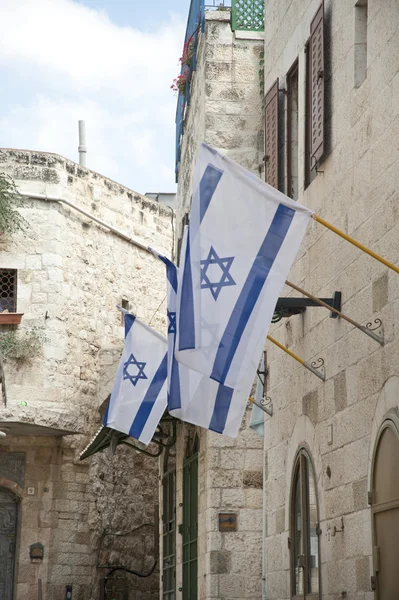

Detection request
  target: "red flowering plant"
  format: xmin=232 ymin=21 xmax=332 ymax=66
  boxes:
xmin=171 ymin=69 xmax=189 ymax=96
xmin=171 ymin=34 xmax=195 ymax=96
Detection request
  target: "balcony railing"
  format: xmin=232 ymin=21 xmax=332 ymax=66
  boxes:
xmin=174 ymin=0 xmax=264 ymax=181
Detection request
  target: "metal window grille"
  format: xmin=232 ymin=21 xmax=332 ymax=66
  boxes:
xmin=0 ymin=269 xmax=17 ymax=313
xmin=232 ymin=0 xmax=264 ymax=31
xmin=205 ymin=0 xmax=231 ymax=8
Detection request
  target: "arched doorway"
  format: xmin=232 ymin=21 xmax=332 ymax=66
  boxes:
xmin=371 ymin=413 xmax=399 ymax=599
xmin=0 ymin=488 xmax=18 ymax=600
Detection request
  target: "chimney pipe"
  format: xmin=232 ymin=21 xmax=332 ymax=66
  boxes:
xmin=78 ymin=120 xmax=87 ymax=167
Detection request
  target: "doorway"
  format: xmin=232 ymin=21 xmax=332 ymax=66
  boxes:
xmin=0 ymin=488 xmax=18 ymax=600
xmin=371 ymin=413 xmax=399 ymax=599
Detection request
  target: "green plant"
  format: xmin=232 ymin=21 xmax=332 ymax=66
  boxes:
xmin=0 ymin=174 xmax=26 ymax=237
xmin=0 ymin=329 xmax=45 ymax=361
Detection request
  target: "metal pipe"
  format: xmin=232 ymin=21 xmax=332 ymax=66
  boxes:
xmin=286 ymin=280 xmax=384 ymax=345
xmin=19 ymin=192 xmax=151 ymax=253
xmin=78 ymin=120 xmax=87 ymax=167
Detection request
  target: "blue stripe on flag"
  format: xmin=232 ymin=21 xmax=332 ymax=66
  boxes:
xmin=178 ymin=227 xmax=196 ymax=350
xmin=211 ymin=204 xmax=295 ymax=385
xmin=129 ymin=353 xmax=168 ymax=440
xmin=103 ymin=401 xmax=110 ymax=425
xmin=124 ymin=314 xmax=136 ymax=337
xmin=209 ymin=384 xmax=234 ymax=434
xmin=157 ymin=254 xmax=178 ymax=294
xmin=200 ymin=165 xmax=223 ymax=223
xmin=168 ymin=355 xmax=181 ymax=410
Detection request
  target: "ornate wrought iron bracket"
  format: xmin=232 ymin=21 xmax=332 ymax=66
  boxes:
xmin=362 ymin=318 xmax=384 ymax=345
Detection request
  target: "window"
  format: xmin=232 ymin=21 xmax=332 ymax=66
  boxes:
xmin=286 ymin=60 xmax=299 ymax=200
xmin=305 ymin=2 xmax=325 ymax=187
xmin=354 ymin=0 xmax=368 ymax=88
xmin=264 ymin=78 xmax=279 ymax=189
xmin=291 ymin=449 xmax=320 ymax=599
xmin=0 ymin=269 xmax=17 ymax=313
xmin=162 ymin=446 xmax=176 ymax=600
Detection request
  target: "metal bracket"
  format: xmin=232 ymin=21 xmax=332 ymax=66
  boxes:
xmin=364 ymin=318 xmax=384 ymax=345
xmin=307 ymin=357 xmax=326 ymax=381
xmin=272 ymin=292 xmax=341 ymax=322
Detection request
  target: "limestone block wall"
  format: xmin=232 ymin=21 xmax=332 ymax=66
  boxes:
xmin=0 ymin=149 xmax=173 ymax=599
xmin=176 ymin=10 xmax=264 ymax=239
xmin=263 ymin=0 xmax=399 ymax=598
xmin=165 ymin=410 xmax=263 ymax=600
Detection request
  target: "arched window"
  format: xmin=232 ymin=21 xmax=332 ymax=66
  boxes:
xmin=291 ymin=449 xmax=320 ymax=599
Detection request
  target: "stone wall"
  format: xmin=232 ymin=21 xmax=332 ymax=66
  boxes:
xmin=176 ymin=11 xmax=264 ymax=241
xmin=263 ymin=0 xmax=399 ymax=598
xmin=169 ymin=10 xmax=266 ymax=600
xmin=169 ymin=413 xmax=263 ymax=600
xmin=0 ymin=149 xmax=172 ymax=599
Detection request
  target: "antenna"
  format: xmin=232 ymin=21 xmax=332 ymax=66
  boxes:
xmin=78 ymin=120 xmax=87 ymax=167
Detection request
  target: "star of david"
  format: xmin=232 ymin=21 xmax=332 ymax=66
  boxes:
xmin=200 ymin=246 xmax=236 ymax=300
xmin=200 ymin=317 xmax=219 ymax=359
xmin=168 ymin=310 xmax=176 ymax=334
xmin=123 ymin=353 xmax=148 ymax=386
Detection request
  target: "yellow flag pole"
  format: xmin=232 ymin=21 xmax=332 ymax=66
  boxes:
xmin=312 ymin=214 xmax=399 ymax=275
xmin=267 ymin=335 xmax=325 ymax=381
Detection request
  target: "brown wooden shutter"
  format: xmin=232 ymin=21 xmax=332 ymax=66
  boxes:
xmin=310 ymin=2 xmax=324 ymax=166
xmin=264 ymin=78 xmax=279 ymax=189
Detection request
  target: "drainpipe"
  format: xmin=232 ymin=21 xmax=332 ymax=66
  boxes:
xmin=78 ymin=120 xmax=87 ymax=167
xmin=19 ymin=192 xmax=152 ymax=254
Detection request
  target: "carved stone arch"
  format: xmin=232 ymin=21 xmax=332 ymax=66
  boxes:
xmin=367 ymin=376 xmax=399 ymax=492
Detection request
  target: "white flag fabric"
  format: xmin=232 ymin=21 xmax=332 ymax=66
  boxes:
xmin=104 ymin=313 xmax=168 ymax=445
xmin=152 ymin=234 xmax=254 ymax=437
xmin=176 ymin=143 xmax=313 ymax=399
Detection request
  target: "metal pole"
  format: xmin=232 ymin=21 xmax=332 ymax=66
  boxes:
xmin=78 ymin=120 xmax=87 ymax=167
xmin=285 ymin=280 xmax=384 ymax=345
xmin=312 ymin=213 xmax=399 ymax=275
xmin=267 ymin=335 xmax=325 ymax=381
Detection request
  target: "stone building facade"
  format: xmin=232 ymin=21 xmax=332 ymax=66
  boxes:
xmin=161 ymin=8 xmax=265 ymax=600
xmin=167 ymin=1 xmax=399 ymax=599
xmin=0 ymin=148 xmax=172 ymax=599
xmin=263 ymin=1 xmax=399 ymax=599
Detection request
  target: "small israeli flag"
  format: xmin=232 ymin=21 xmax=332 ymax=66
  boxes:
xmin=105 ymin=313 xmax=168 ymax=445
xmin=152 ymin=233 xmax=254 ymax=438
xmin=176 ymin=143 xmax=312 ymax=393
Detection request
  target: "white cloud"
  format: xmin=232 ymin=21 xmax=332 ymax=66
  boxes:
xmin=0 ymin=0 xmax=184 ymax=193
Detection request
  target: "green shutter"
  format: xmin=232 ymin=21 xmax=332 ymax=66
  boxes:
xmin=182 ymin=453 xmax=198 ymax=600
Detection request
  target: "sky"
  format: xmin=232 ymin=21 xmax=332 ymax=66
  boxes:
xmin=0 ymin=0 xmax=190 ymax=194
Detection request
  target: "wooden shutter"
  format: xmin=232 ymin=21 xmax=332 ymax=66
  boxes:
xmin=264 ymin=78 xmax=279 ymax=188
xmin=310 ymin=2 xmax=324 ymax=166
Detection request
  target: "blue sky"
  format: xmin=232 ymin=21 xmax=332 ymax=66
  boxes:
xmin=0 ymin=0 xmax=190 ymax=194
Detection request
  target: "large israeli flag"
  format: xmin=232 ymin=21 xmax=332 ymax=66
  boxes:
xmin=176 ymin=143 xmax=313 ymax=392
xmin=152 ymin=234 xmax=254 ymax=438
xmin=105 ymin=313 xmax=168 ymax=445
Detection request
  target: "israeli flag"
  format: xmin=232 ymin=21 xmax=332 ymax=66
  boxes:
xmin=152 ymin=233 xmax=254 ymax=438
xmin=105 ymin=313 xmax=168 ymax=445
xmin=176 ymin=143 xmax=313 ymax=392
